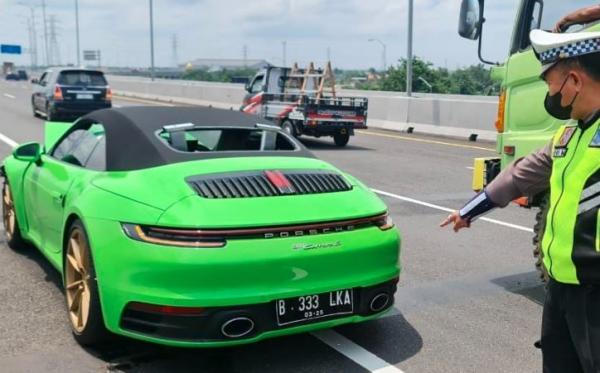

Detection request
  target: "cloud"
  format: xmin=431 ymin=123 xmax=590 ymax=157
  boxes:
xmin=0 ymin=0 xmax=527 ymax=69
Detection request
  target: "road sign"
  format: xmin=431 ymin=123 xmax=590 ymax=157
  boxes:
xmin=83 ymin=50 xmax=101 ymax=61
xmin=1 ymin=44 xmax=22 ymax=55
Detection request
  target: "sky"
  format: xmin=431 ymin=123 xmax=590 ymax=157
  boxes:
xmin=0 ymin=0 xmax=573 ymax=70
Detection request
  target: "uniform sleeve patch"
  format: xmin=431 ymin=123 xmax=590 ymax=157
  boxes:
xmin=555 ymin=126 xmax=576 ymax=148
xmin=590 ymin=129 xmax=600 ymax=148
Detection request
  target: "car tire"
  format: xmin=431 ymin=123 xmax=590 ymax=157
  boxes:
xmin=2 ymin=182 xmax=27 ymax=250
xmin=281 ymin=120 xmax=297 ymax=137
xmin=46 ymin=104 xmax=57 ymax=121
xmin=64 ymin=220 xmax=110 ymax=346
xmin=532 ymin=193 xmax=550 ymax=284
xmin=31 ymin=99 xmax=40 ymax=118
xmin=333 ymin=132 xmax=350 ymax=147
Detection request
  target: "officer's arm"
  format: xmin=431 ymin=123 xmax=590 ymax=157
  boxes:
xmin=554 ymin=5 xmax=600 ymax=32
xmin=459 ymin=140 xmax=553 ymax=222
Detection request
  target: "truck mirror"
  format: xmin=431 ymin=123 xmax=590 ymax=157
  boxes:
xmin=30 ymin=78 xmax=38 ymax=84
xmin=245 ymin=82 xmax=251 ymax=92
xmin=458 ymin=0 xmax=482 ymax=40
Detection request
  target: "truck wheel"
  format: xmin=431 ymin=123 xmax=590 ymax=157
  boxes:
xmin=281 ymin=120 xmax=296 ymax=137
xmin=532 ymin=194 xmax=550 ymax=284
xmin=333 ymin=132 xmax=350 ymax=147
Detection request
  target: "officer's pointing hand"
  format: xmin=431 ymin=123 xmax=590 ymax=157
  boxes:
xmin=440 ymin=211 xmax=470 ymax=232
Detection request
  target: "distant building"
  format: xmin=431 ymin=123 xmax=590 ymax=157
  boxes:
xmin=182 ymin=58 xmax=271 ymax=71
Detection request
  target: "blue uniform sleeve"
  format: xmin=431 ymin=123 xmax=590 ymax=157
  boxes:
xmin=459 ymin=190 xmax=497 ymax=222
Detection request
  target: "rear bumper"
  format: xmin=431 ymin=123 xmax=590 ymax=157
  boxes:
xmin=303 ymin=123 xmax=368 ymax=136
xmin=85 ymin=218 xmax=400 ymax=347
xmin=51 ymin=100 xmax=111 ymax=115
xmin=120 ymin=278 xmax=398 ymax=345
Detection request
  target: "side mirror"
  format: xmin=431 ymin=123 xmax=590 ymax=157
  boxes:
xmin=13 ymin=142 xmax=43 ymax=163
xmin=458 ymin=0 xmax=482 ymax=40
xmin=245 ymin=82 xmax=251 ymax=92
xmin=30 ymin=78 xmax=38 ymax=84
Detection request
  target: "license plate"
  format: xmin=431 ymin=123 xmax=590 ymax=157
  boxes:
xmin=77 ymin=93 xmax=93 ymax=99
xmin=275 ymin=289 xmax=353 ymax=326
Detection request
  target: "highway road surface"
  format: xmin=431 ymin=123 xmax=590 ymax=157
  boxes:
xmin=0 ymin=79 xmax=544 ymax=372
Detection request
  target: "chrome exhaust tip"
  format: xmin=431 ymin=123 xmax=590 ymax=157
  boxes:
xmin=221 ymin=317 xmax=255 ymax=339
xmin=369 ymin=293 xmax=390 ymax=313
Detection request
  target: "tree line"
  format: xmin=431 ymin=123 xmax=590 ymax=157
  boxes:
xmin=179 ymin=56 xmax=501 ymax=96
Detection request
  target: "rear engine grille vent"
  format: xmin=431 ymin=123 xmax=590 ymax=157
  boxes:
xmin=187 ymin=170 xmax=352 ymax=199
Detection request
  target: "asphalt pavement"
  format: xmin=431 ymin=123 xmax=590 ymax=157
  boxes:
xmin=0 ymin=79 xmax=544 ymax=373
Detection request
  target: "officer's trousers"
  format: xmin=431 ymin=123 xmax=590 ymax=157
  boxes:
xmin=541 ymin=278 xmax=600 ymax=373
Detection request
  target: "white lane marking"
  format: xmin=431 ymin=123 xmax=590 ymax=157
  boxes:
xmin=313 ymin=329 xmax=406 ymax=373
xmin=466 ymin=166 xmax=474 ymax=170
xmin=0 ymin=132 xmax=18 ymax=148
xmin=112 ymin=104 xmax=122 ymax=108
xmin=372 ymin=188 xmax=534 ymax=233
xmin=3 ymin=93 xmax=16 ymax=99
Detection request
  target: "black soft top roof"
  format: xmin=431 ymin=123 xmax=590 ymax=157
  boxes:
xmin=78 ymin=106 xmax=312 ymax=171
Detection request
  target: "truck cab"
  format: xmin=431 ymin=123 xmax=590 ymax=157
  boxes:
xmin=459 ymin=0 xmax=600 ymax=199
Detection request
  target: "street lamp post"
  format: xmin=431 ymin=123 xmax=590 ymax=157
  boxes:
xmin=368 ymin=38 xmax=387 ymax=72
xmin=75 ymin=0 xmax=80 ymax=66
xmin=407 ymin=0 xmax=414 ymax=97
xmin=149 ymin=0 xmax=155 ymax=80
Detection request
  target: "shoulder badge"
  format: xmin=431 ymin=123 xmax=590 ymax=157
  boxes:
xmin=590 ymin=128 xmax=600 ymax=148
xmin=555 ymin=126 xmax=576 ymax=148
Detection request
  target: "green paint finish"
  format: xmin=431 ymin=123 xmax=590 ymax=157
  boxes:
xmin=2 ymin=121 xmax=401 ymax=347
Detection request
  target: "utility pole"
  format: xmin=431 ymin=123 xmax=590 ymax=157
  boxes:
xmin=326 ymin=46 xmax=331 ymax=63
xmin=282 ymin=40 xmax=286 ymax=67
xmin=19 ymin=3 xmax=38 ymax=69
xmin=368 ymin=38 xmax=387 ymax=71
xmin=75 ymin=0 xmax=80 ymax=66
xmin=48 ymin=14 xmax=60 ymax=66
xmin=407 ymin=0 xmax=414 ymax=97
xmin=172 ymin=34 xmax=178 ymax=68
xmin=41 ymin=0 xmax=49 ymax=66
xmin=149 ymin=0 xmax=155 ymax=80
xmin=243 ymin=44 xmax=248 ymax=67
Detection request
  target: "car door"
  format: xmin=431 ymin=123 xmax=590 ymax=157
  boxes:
xmin=23 ymin=125 xmax=103 ymax=255
xmin=32 ymin=72 xmax=48 ymax=110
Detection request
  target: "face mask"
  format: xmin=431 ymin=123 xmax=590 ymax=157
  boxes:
xmin=544 ymin=75 xmax=579 ymax=120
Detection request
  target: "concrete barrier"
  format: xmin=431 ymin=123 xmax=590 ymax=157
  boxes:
xmin=107 ymin=75 xmax=499 ymax=141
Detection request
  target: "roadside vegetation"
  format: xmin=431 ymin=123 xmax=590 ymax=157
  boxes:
xmin=164 ymin=56 xmax=500 ymax=96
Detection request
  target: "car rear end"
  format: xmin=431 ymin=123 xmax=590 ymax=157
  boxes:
xmin=50 ymin=69 xmax=112 ymax=118
xmin=88 ymin=154 xmax=400 ymax=347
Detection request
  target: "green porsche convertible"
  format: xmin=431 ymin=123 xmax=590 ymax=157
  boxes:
xmin=2 ymin=106 xmax=400 ymax=347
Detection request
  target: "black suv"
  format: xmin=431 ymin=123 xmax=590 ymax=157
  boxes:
xmin=32 ymin=67 xmax=112 ymax=120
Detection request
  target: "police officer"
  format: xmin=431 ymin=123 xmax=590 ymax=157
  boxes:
xmin=441 ymin=29 xmax=600 ymax=373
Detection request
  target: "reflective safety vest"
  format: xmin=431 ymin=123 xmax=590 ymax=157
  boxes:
xmin=542 ymin=113 xmax=600 ymax=284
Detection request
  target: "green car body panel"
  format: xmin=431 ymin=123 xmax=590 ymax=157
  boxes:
xmin=3 ymin=118 xmax=401 ymax=347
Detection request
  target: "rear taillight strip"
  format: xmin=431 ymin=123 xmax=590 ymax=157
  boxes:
xmin=122 ymin=213 xmax=392 ymax=247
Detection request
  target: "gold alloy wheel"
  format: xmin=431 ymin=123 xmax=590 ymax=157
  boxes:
xmin=65 ymin=228 xmax=91 ymax=333
xmin=2 ymin=185 xmax=15 ymax=241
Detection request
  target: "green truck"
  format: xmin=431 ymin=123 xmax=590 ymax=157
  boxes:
xmin=458 ymin=0 xmax=600 ymax=279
